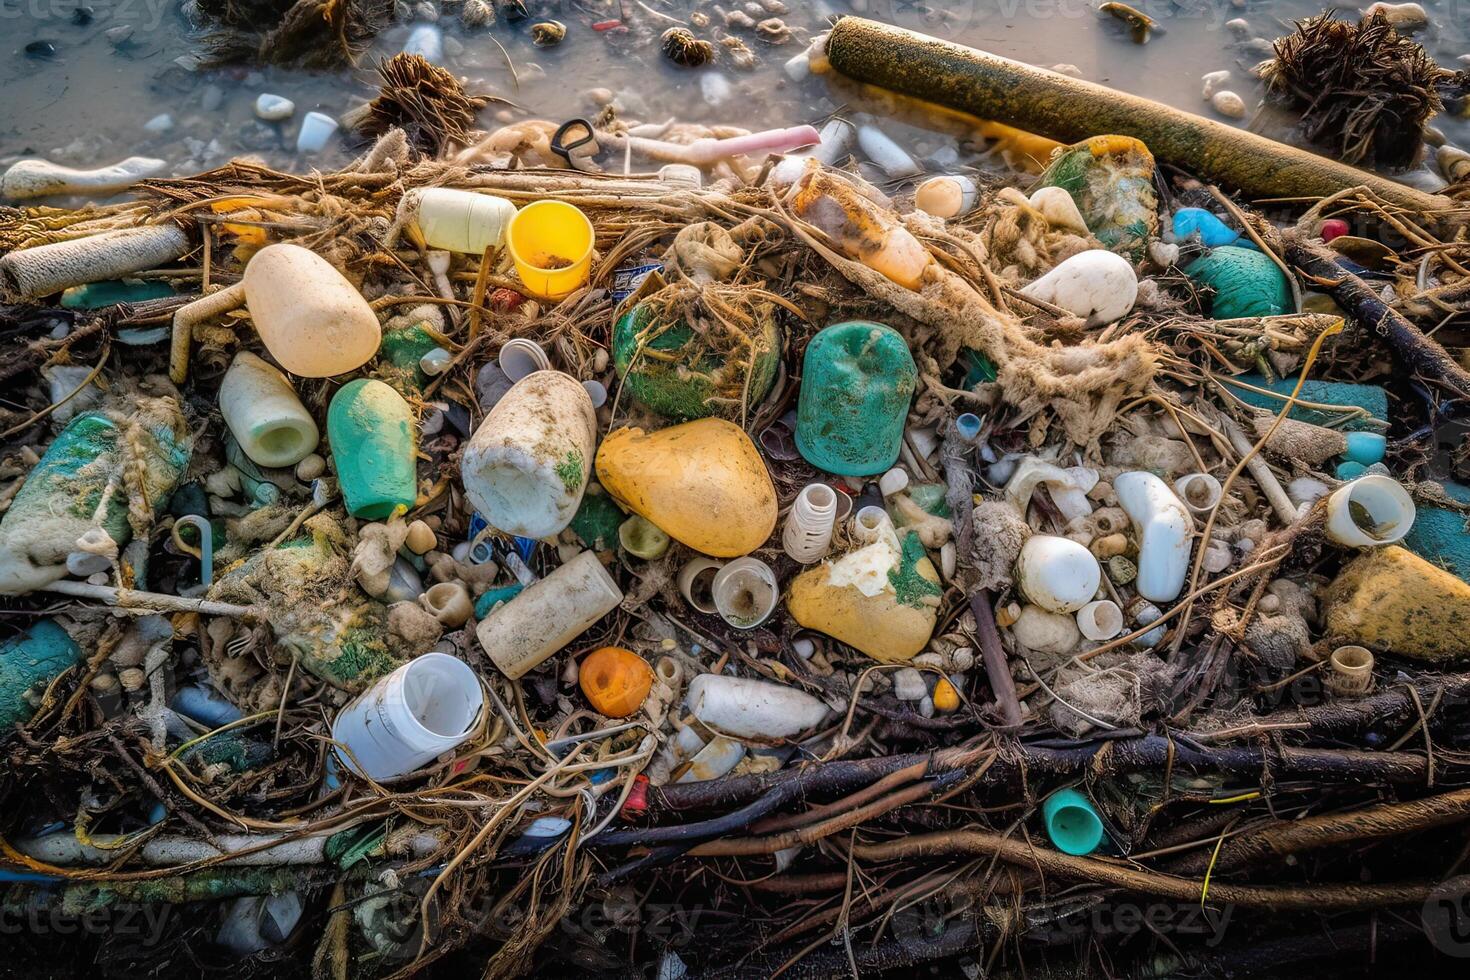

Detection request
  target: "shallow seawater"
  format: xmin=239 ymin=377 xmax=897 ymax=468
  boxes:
xmin=1 ymin=0 xmax=1468 ymax=186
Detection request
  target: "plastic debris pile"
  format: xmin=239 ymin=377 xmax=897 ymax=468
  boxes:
xmin=3 ymin=12 xmax=1470 ymax=980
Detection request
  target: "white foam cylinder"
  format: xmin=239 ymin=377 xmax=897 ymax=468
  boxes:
xmin=410 ymin=187 xmax=517 ymax=255
xmin=783 ymin=483 xmax=838 ymax=563
xmin=677 ymin=557 xmax=724 ymax=614
xmin=684 ymin=673 xmax=831 ymax=739
xmin=1076 ymin=599 xmax=1124 ymax=641
xmin=711 ymin=557 xmax=778 ymax=628
xmin=1325 ymin=475 xmax=1415 ymax=548
xmin=461 ymin=371 xmax=596 ymax=538
xmin=330 ymin=653 xmax=483 ymax=780
xmin=218 ymin=351 xmax=319 ymax=468
xmin=1173 ymin=472 xmax=1223 ymax=515
xmin=1115 ymin=471 xmax=1192 ymax=603
xmin=2 ymin=156 xmax=166 ymax=200
xmin=1016 ymin=535 xmax=1101 ymax=614
xmin=475 ymin=550 xmax=623 ymax=679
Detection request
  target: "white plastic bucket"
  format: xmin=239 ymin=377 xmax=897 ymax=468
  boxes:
xmin=331 ymin=653 xmax=482 ymax=780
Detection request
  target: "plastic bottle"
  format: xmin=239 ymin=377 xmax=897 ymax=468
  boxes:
xmin=330 ymin=652 xmax=483 ymax=780
xmin=0 ymin=619 xmax=82 ymax=729
xmin=475 ymin=551 xmax=623 ymax=678
xmin=796 ymin=321 xmax=917 ymax=477
xmin=409 ymin=187 xmax=517 ymax=255
xmin=783 ymin=483 xmax=838 ymax=563
xmin=327 ymin=379 xmax=418 ymax=520
xmin=218 ymin=352 xmax=319 ymax=468
xmin=788 ymin=168 xmax=932 ymax=289
xmin=461 ymin=371 xmax=596 ymax=539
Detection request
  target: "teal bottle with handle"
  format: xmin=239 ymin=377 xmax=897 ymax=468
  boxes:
xmin=327 ymin=379 xmax=418 ymax=520
xmin=795 ymin=321 xmax=916 ymax=477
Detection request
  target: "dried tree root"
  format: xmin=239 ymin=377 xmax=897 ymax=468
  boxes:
xmin=1284 ymin=233 xmax=1470 ymax=403
xmin=849 ymin=829 xmax=1436 ymax=910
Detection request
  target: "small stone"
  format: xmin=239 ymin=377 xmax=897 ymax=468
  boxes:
xmin=144 ymin=113 xmax=175 ymax=134
xmin=1225 ymin=17 xmax=1249 ymax=36
xmin=72 ymin=5 xmax=95 ymax=25
xmin=1364 ymin=1 xmax=1427 ymax=31
xmin=119 ymin=667 xmax=145 ymax=692
xmin=701 ymin=73 xmax=734 ymax=107
xmin=892 ymin=667 xmax=927 ymax=701
xmin=105 ymin=24 xmax=134 ymax=45
xmin=25 ymin=40 xmax=58 ymax=60
xmin=1211 ymin=90 xmax=1247 ymax=119
xmin=586 ymin=87 xmax=614 ymax=106
xmin=1051 ymin=63 xmax=1082 ymax=77
xmin=405 ymin=519 xmax=437 ymax=555
xmin=1201 ymin=69 xmax=1230 ymax=99
xmin=295 ymin=453 xmax=326 ymax=481
xmin=200 ymin=84 xmax=225 ymax=111
xmin=254 ymin=93 xmax=295 ymax=121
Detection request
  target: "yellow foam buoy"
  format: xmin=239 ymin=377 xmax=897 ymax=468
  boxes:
xmin=1323 ymin=545 xmax=1470 ymax=662
xmin=932 ymin=676 xmax=960 ymax=712
xmin=595 ymin=418 xmax=777 ymax=557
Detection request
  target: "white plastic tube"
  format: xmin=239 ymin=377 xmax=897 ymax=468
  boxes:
xmin=684 ymin=673 xmax=831 ymax=739
xmin=1076 ymin=599 xmax=1124 ymax=641
xmin=770 ymin=118 xmax=856 ymax=185
xmin=410 ymin=187 xmax=517 ymax=255
xmin=330 ymin=653 xmax=483 ymax=780
xmin=851 ymin=505 xmax=895 ymax=546
xmin=857 ymin=124 xmax=922 ymax=177
xmin=218 ymin=351 xmax=319 ymax=468
xmin=677 ymin=557 xmax=724 ymax=614
xmin=711 ymin=557 xmax=778 ymax=628
xmin=1115 ymin=471 xmax=1192 ymax=603
xmin=1016 ymin=535 xmax=1101 ymax=614
xmin=475 ymin=550 xmax=623 ymax=678
xmin=461 ymin=371 xmax=596 ymax=538
xmin=1173 ymin=472 xmax=1223 ymax=515
xmin=1325 ymin=475 xmax=1415 ymax=548
xmin=783 ymin=483 xmax=838 ymax=563
xmin=2 ymin=156 xmax=166 ymax=200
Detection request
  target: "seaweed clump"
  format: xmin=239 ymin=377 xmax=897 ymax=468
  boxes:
xmin=189 ymin=0 xmax=394 ymax=68
xmin=344 ymin=53 xmax=495 ymax=157
xmin=1261 ymin=10 xmax=1452 ymax=169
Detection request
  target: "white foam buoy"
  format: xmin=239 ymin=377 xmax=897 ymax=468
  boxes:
xmin=1019 ymin=249 xmax=1138 ymax=327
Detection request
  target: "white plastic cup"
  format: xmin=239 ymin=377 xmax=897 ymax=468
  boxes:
xmin=850 ymin=505 xmax=894 ymax=546
xmin=1325 ymin=475 xmax=1415 ymax=548
xmin=498 ymin=338 xmax=551 ymax=381
xmin=677 ymin=557 xmax=725 ymax=614
xmin=331 ymin=653 xmax=483 ymax=780
xmin=711 ymin=557 xmax=778 ymax=629
xmin=219 ymin=351 xmax=319 ymax=468
xmin=411 ymin=187 xmax=516 ymax=255
xmin=296 ymin=112 xmax=339 ymax=155
xmin=783 ymin=483 xmax=838 ymax=564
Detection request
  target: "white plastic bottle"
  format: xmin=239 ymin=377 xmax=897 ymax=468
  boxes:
xmin=475 ymin=550 xmax=623 ymax=678
xmin=410 ymin=187 xmax=517 ymax=255
xmin=219 ymin=351 xmax=320 ymax=468
xmin=783 ymin=483 xmax=837 ymax=563
xmin=330 ymin=653 xmax=483 ymax=780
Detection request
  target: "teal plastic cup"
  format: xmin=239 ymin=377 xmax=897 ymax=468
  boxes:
xmin=1042 ymin=787 xmax=1104 ymax=855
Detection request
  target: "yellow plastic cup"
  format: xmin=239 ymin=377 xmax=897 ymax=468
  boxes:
xmin=507 ymin=200 xmax=594 ymax=301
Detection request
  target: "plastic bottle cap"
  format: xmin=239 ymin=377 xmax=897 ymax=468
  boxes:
xmin=1042 ymin=787 xmax=1104 ymax=855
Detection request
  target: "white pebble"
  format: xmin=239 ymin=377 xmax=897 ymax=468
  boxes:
xmin=404 ymin=24 xmax=444 ymax=62
xmin=1051 ymin=63 xmax=1083 ymax=77
xmin=1201 ymin=70 xmax=1231 ymax=100
xmin=254 ymin=93 xmax=295 ymax=121
xmin=296 ymin=111 xmax=339 ymax=154
xmin=143 ymin=113 xmax=174 ymax=134
xmin=892 ymin=667 xmax=928 ymax=701
xmin=701 ymin=73 xmax=734 ymax=107
xmin=1211 ymin=90 xmax=1247 ymax=119
xmin=1028 ymin=186 xmax=1089 ymax=234
xmin=1225 ymin=18 xmax=1249 ymax=36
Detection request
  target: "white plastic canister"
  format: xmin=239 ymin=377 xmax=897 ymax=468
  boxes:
xmin=218 ymin=351 xmax=319 ymax=468
xmin=330 ymin=653 xmax=483 ymax=781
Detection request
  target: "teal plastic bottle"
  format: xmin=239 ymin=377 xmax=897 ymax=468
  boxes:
xmin=0 ymin=619 xmax=82 ymax=730
xmin=795 ymin=321 xmax=916 ymax=476
xmin=327 ymin=379 xmax=418 ymax=520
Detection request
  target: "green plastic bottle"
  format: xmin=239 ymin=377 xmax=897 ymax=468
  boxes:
xmin=327 ymin=379 xmax=418 ymax=520
xmin=795 ymin=321 xmax=916 ymax=477
xmin=0 ymin=619 xmax=82 ymax=730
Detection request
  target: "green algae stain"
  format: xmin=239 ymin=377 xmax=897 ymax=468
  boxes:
xmin=556 ymin=448 xmax=585 ymax=494
xmin=889 ymin=532 xmax=942 ymax=609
